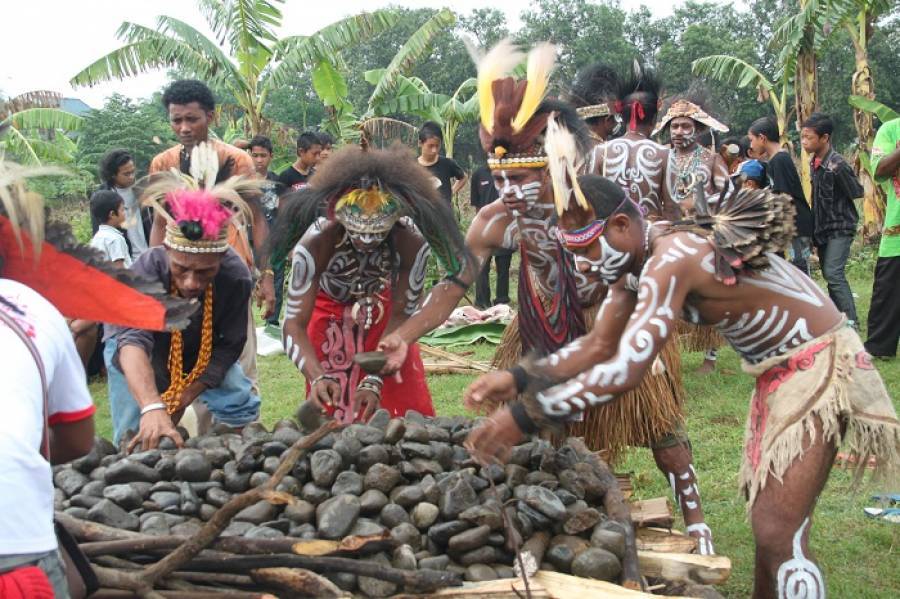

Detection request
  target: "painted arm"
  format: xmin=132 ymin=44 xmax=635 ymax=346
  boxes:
xmin=281 ymin=238 xmax=327 ymax=382
xmin=523 ymin=255 xmax=689 ymax=426
xmin=383 ymin=225 xmax=430 ymax=335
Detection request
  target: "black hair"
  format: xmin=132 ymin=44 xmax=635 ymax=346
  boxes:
xmin=568 ymin=63 xmax=621 ymax=116
xmin=162 ymin=79 xmax=216 ymax=112
xmin=801 ymin=112 xmax=834 ymax=137
xmin=577 ymin=174 xmax=639 ymax=219
xmin=721 ymin=136 xmax=749 ymax=159
xmin=297 ymin=132 xmax=322 ymax=152
xmin=617 ymin=62 xmax=662 ymax=126
xmin=749 ymin=116 xmax=779 ymax=142
xmin=697 ymin=130 xmax=714 ymax=148
xmin=418 ymin=121 xmax=443 ymax=144
xmin=99 ymin=149 xmax=134 ymax=186
xmin=90 ymin=190 xmax=124 ymax=228
xmin=317 ymin=131 xmax=335 ymax=147
xmin=248 ymin=135 xmax=273 ymax=154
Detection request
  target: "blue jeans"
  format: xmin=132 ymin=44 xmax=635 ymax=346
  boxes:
xmin=0 ymin=549 xmax=68 ymax=598
xmin=790 ymin=236 xmax=812 ymax=275
xmin=816 ymin=235 xmax=858 ymax=325
xmin=104 ymin=339 xmax=261 ymax=445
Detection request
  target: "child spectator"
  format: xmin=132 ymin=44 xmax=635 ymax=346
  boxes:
xmin=89 ymin=190 xmax=132 ymax=268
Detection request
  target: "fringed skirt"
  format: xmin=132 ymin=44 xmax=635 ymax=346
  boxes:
xmin=676 ymin=320 xmax=724 ymax=353
xmin=493 ymin=304 xmax=686 ymax=463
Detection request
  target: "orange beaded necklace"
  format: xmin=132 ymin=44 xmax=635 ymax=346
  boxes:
xmin=161 ymin=284 xmax=214 ymax=414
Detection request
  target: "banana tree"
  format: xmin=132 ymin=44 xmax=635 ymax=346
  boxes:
xmin=848 ymin=95 xmax=898 ymax=232
xmin=70 ymin=0 xmax=399 ymax=137
xmin=0 ymin=91 xmax=83 ymax=165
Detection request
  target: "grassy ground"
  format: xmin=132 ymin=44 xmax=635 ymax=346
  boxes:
xmin=86 ymin=249 xmax=900 ymax=597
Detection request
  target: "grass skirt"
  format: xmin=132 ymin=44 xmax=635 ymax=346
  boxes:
xmin=676 ymin=320 xmax=724 ymax=353
xmin=493 ymin=304 xmax=685 ymax=462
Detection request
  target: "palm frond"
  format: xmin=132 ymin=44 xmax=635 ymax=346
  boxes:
xmin=366 ymin=9 xmax=456 ymax=113
xmin=692 ymin=55 xmax=775 ymax=92
xmin=360 ymin=117 xmax=419 ymax=149
xmin=266 ymin=10 xmax=400 ymax=89
xmin=1 ymin=91 xmax=62 ymax=117
xmin=6 ymin=108 xmax=83 ymax=133
xmin=371 ymin=93 xmax=451 ymax=119
xmin=198 ymin=0 xmax=282 ymax=53
xmin=311 ymin=60 xmax=350 ymax=109
xmin=848 ymin=95 xmax=900 ymax=122
xmin=153 ymin=16 xmax=243 ymax=80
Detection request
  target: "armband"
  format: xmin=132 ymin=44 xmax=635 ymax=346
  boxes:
xmin=509 ymin=401 xmax=539 ymax=435
xmin=443 ymin=274 xmax=470 ymax=290
xmin=507 ymin=365 xmax=529 ymax=393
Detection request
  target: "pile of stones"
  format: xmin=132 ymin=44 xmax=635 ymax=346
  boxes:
xmin=53 ymin=409 xmax=628 ymax=597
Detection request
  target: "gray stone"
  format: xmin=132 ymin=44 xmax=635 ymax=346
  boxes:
xmin=524 ymin=471 xmax=558 ymax=489
xmin=516 ymin=485 xmax=567 ymax=521
xmin=244 ymin=525 xmax=285 ymax=540
xmin=458 ymin=546 xmax=497 ymax=566
xmin=448 ymin=524 xmax=491 ymax=555
xmin=80 ymin=480 xmax=106 ymax=498
xmin=411 ymin=502 xmax=439 ymax=530
xmin=428 ymin=520 xmax=470 ymax=546
xmin=171 ymin=521 xmax=202 ymax=537
xmin=368 ymin=409 xmax=391 ymax=430
xmin=359 ymin=489 xmax=389 ymax=515
xmin=504 ymin=464 xmax=527 ymax=487
xmin=261 ymin=456 xmax=280 ymax=475
xmin=545 ymin=544 xmax=576 ymax=572
xmin=316 ymin=494 xmax=361 ymax=540
xmin=103 ymin=484 xmax=143 ymax=511
xmin=179 ymin=481 xmax=201 ymax=515
xmin=555 ymin=488 xmax=579 ymax=506
xmin=390 ymin=485 xmax=425 ymax=508
xmin=235 ymin=500 xmax=278 ymax=524
xmin=150 ymin=491 xmax=180 ymax=511
xmin=494 ymin=565 xmax=516 ymax=579
xmin=154 ymin=457 xmax=176 ymax=480
xmin=249 ymin=471 xmax=270 ymax=488
xmin=70 ymin=494 xmax=103 ymax=509
xmin=64 ymin=507 xmax=89 ymax=519
xmin=425 ymin=425 xmax=450 ymax=443
xmin=364 ymin=463 xmax=401 ymax=494
xmin=54 ymin=469 xmax=89 ymax=497
xmin=333 ymin=435 xmax=363 ymax=467
xmin=140 ymin=513 xmax=171 ymax=535
xmin=331 ymin=471 xmax=363 ymax=496
xmin=465 ymin=564 xmax=497 ymax=582
xmin=379 ymin=503 xmax=410 ymax=529
xmin=283 ymin=500 xmax=316 ymax=524
xmin=460 ymin=505 xmax=503 ymax=531
xmin=310 ymin=449 xmax=343 ymax=487
xmin=357 ymin=445 xmax=390 ymax=472
xmin=571 ymin=547 xmax=621 ymax=581
xmin=71 ymin=446 xmax=102 ymax=474
xmin=276 ymin=475 xmax=301 ymax=495
xmin=384 ymin=419 xmax=405 ymax=444
xmin=105 ymin=460 xmax=161 ymax=484
xmin=480 ymin=463 xmax=505 ymax=483
xmin=440 ymin=475 xmax=478 ymax=519
xmin=261 ymin=441 xmax=288 ymax=457
xmin=349 ymin=424 xmax=385 ymax=445
xmin=296 ymin=400 xmax=324 ymax=433
xmin=199 ymin=504 xmax=217 ymax=521
xmin=390 ymin=522 xmax=422 ymax=551
xmin=273 ymin=418 xmax=299 ymax=432
xmin=131 ymin=450 xmax=162 ymax=467
xmin=222 ymin=521 xmax=255 ymax=537
xmin=418 ymin=555 xmax=450 ymax=571
xmin=392 ymin=544 xmax=417 ymax=570
xmin=402 ymin=421 xmax=430 ymax=443
xmin=325 ymin=571 xmax=357 ymax=593
xmin=150 ymin=481 xmax=178 ymax=493
xmin=350 ymin=518 xmax=387 ymax=537
xmin=87 ymin=499 xmax=139 ymax=530
xmin=205 ymin=487 xmax=232 ymax=508
xmin=399 ymin=442 xmax=432 ymax=459
xmin=357 ymin=553 xmax=397 ymax=598
xmin=590 ymin=523 xmax=626 ymax=560
xmin=301 ymin=482 xmax=330 ymax=505
xmin=410 ymin=459 xmax=443 ymax=476
xmin=289 ymin=523 xmax=317 ymax=538
xmin=564 ymin=507 xmax=602 ymax=535
xmin=272 ymin=427 xmax=301 ymax=446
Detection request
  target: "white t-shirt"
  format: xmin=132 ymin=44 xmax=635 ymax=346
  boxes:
xmin=90 ymin=224 xmax=133 ymax=267
xmin=0 ymin=279 xmax=95 ymax=555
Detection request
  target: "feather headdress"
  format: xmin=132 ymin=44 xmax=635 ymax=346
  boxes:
xmin=653 ymin=98 xmax=729 ymax=137
xmin=475 ymin=40 xmax=559 ymax=169
xmin=568 ymin=63 xmax=621 ymax=120
xmin=544 ymin=115 xmax=589 ymax=217
xmin=0 ymin=152 xmax=196 ymax=330
xmin=140 ymin=142 xmax=257 ymax=254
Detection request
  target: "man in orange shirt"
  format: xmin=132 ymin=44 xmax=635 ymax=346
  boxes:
xmin=147 ymin=79 xmax=272 ymax=404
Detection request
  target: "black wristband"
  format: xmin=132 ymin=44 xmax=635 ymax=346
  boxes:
xmin=507 ymin=365 xmax=529 ymax=393
xmin=509 ymin=401 xmax=539 ymax=435
xmin=443 ymin=274 xmax=470 ymax=290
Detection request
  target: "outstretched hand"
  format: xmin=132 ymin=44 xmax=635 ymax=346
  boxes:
xmin=310 ymin=378 xmax=341 ymax=410
xmin=377 ymin=333 xmax=409 ymax=375
xmin=255 ymin=275 xmax=276 ymax=320
xmin=128 ymin=410 xmax=183 ymax=452
xmin=464 ymin=406 xmax=524 ymax=466
xmin=463 ymin=370 xmax=517 ymax=413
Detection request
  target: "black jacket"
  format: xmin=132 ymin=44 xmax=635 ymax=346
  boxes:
xmin=810 ymin=149 xmax=863 ymax=245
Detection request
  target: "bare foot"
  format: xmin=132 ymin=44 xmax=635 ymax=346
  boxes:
xmin=695 ymin=359 xmax=716 ymax=374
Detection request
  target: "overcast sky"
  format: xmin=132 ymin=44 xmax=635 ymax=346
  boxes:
xmin=2 ymin=0 xmax=671 ymax=108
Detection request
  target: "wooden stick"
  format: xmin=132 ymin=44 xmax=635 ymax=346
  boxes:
xmin=566 ymin=438 xmax=642 ymax=590
xmin=56 ymin=511 xmax=142 ymax=542
xmin=420 ymin=345 xmax=491 ymax=371
xmin=249 ymin=568 xmax=345 ymax=597
xmin=183 ymin=554 xmax=461 ymax=592
xmin=92 ymin=590 xmax=276 ymax=599
xmin=139 ymin=420 xmax=340 ymax=586
xmin=637 ymin=551 xmax=732 ymax=586
xmin=168 ymin=571 xmax=256 ymax=587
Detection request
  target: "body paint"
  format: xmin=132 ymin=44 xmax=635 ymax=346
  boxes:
xmin=776 ymin=518 xmax=824 ymax=599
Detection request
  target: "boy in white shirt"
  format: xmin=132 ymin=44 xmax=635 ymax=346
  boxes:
xmin=89 ymin=191 xmax=132 ymax=268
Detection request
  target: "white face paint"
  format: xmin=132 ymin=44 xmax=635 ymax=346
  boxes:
xmin=572 ymin=236 xmax=632 ymax=284
xmin=348 ymin=230 xmax=389 ymax=251
xmin=777 ymin=518 xmax=824 ymax=599
xmin=496 ymin=170 xmax=542 ymax=216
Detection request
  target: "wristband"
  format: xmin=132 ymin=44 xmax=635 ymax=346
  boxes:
xmin=140 ymin=402 xmax=167 ymax=416
xmin=262 ymin=269 xmax=275 ymax=278
xmin=443 ymin=274 xmax=470 ymax=290
xmin=509 ymin=401 xmax=539 ymax=435
xmin=507 ymin=365 xmax=529 ymax=393
xmin=310 ymin=373 xmax=339 ymax=387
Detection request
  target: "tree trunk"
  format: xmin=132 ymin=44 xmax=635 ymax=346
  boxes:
xmin=795 ymin=5 xmax=818 ymax=206
xmin=849 ymin=20 xmax=886 ymax=238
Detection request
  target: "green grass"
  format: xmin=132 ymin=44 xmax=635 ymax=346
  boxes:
xmin=86 ymin=253 xmax=900 ymax=597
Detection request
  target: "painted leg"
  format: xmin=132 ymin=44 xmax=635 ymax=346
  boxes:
xmin=652 ymin=442 xmax=714 ymax=555
xmin=696 ymin=349 xmax=718 ymax=374
xmin=749 ymin=417 xmax=838 ymax=599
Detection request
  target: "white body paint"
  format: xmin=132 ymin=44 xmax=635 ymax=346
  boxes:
xmin=593 ymin=137 xmax=667 ymax=216
xmin=776 ymin=518 xmax=824 ymax=599
xmin=404 ymin=244 xmax=431 ymax=315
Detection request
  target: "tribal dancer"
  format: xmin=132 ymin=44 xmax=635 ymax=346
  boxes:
xmin=655 ymin=96 xmax=731 ymax=373
xmin=589 ymin=63 xmax=674 ymax=219
xmin=379 ymin=42 xmax=707 ymax=549
xmin=568 ymin=62 xmax=622 ymax=149
xmin=466 ymin=168 xmax=900 ymax=597
xmin=105 ymin=146 xmax=264 ymax=449
xmin=268 ymin=145 xmax=470 ymax=423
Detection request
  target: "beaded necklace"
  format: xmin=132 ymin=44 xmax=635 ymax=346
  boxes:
xmin=161 ymin=284 xmax=214 ymax=414
xmin=673 ymin=145 xmax=703 ymax=202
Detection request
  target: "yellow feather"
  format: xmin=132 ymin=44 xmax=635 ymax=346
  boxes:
xmin=0 ymin=160 xmax=64 ymax=252
xmin=474 ymin=39 xmax=524 ymax=134
xmin=512 ymin=43 xmax=556 ymax=133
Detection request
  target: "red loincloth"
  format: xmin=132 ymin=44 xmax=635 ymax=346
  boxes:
xmin=306 ymin=288 xmax=433 ymax=423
